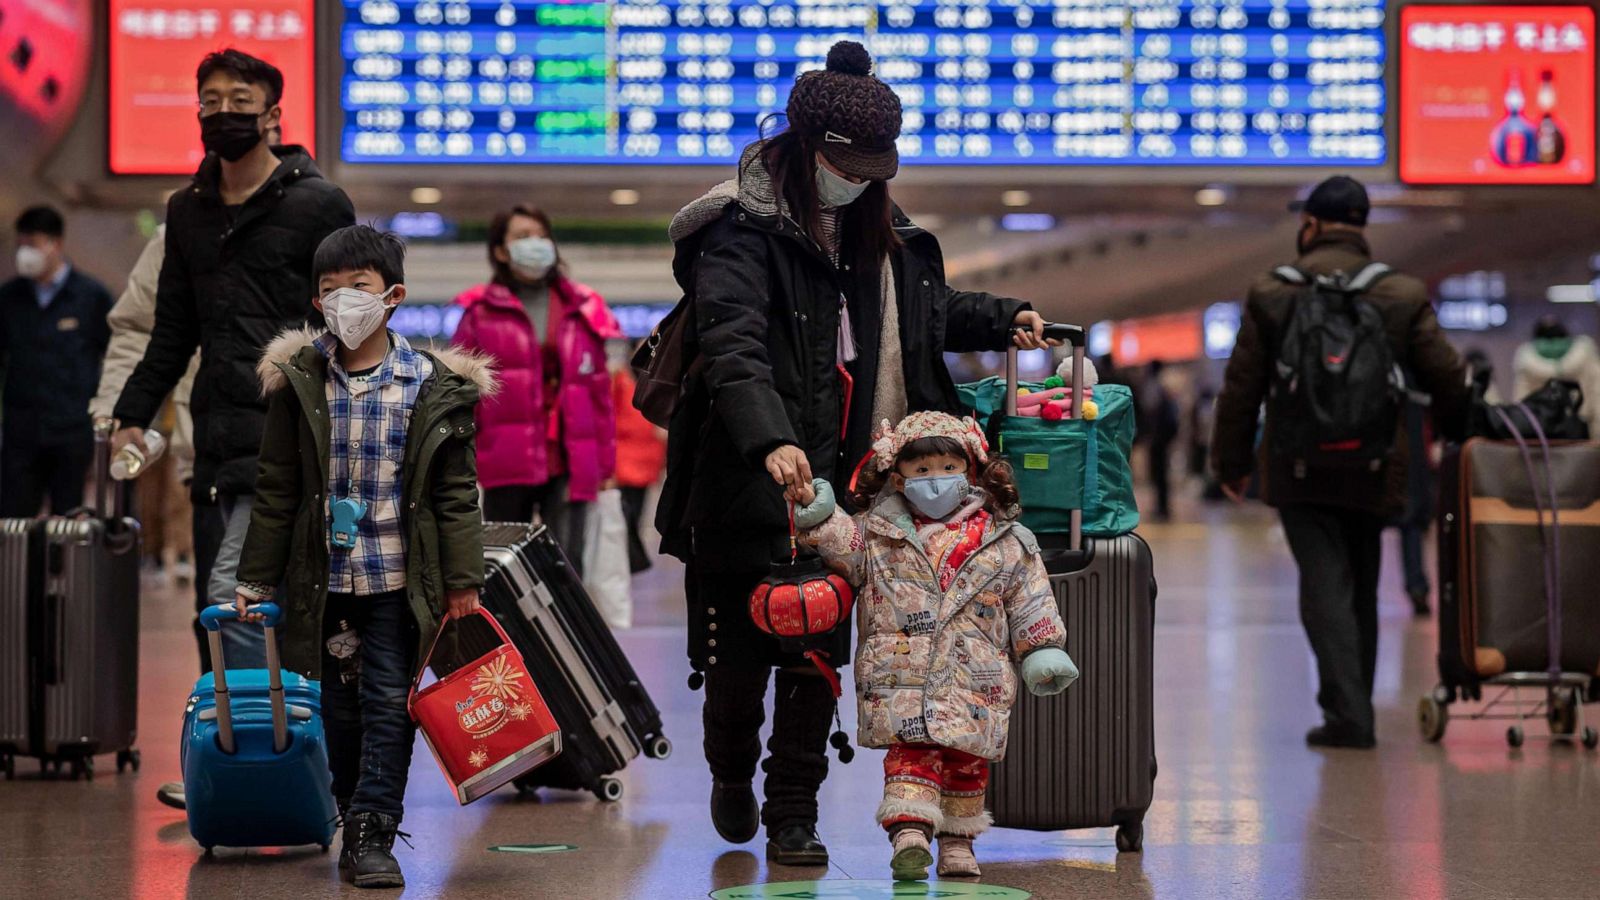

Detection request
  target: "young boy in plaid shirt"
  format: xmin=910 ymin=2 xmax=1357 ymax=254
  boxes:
xmin=233 ymin=225 xmax=496 ymax=888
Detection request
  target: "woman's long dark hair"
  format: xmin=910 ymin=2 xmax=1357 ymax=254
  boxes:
xmin=752 ymin=121 xmax=900 ymax=275
xmin=488 ymin=204 xmax=567 ymax=289
xmin=851 ymin=436 xmax=1021 ymax=517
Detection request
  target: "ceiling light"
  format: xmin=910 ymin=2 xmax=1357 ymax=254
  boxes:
xmin=1195 ymin=187 xmax=1228 ymax=207
xmin=1001 ymin=190 xmax=1031 ymax=208
xmin=410 ymin=186 xmax=442 ymax=205
xmin=1546 ymin=283 xmax=1597 ymax=304
xmin=610 ymin=189 xmax=641 ymax=206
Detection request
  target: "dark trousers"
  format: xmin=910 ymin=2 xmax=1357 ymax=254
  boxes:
xmin=321 ymin=589 xmax=419 ymax=820
xmin=619 ymin=485 xmax=652 ymax=573
xmin=1148 ymin=439 xmax=1174 ymax=519
xmin=703 ymin=664 xmax=836 ymax=832
xmin=482 ymin=477 xmax=589 ymax=577
xmin=191 ymin=502 xmax=226 ymax=674
xmin=1279 ymin=504 xmax=1384 ymax=736
xmin=0 ymin=429 xmax=93 ymax=517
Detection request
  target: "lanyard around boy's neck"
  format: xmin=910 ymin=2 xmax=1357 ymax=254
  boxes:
xmin=330 ymin=357 xmax=377 ymax=551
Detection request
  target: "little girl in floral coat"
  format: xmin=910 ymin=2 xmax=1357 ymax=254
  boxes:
xmin=793 ymin=411 xmax=1079 ymax=881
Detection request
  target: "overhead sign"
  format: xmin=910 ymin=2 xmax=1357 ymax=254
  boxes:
xmin=1399 ymin=5 xmax=1596 ymax=185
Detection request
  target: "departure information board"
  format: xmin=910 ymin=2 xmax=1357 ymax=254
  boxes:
xmin=338 ymin=0 xmax=1388 ymax=167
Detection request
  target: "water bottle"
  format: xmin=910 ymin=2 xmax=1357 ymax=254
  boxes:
xmin=111 ymin=430 xmax=167 ymax=481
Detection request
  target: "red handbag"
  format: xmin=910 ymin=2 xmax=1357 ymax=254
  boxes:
xmin=749 ymin=504 xmax=855 ymax=697
xmin=409 ymin=609 xmax=562 ymax=804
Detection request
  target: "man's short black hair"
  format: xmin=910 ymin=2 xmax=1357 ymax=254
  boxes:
xmin=314 ymin=225 xmax=406 ymax=288
xmin=196 ymin=49 xmax=284 ymax=107
xmin=15 ymin=205 xmax=64 ymax=237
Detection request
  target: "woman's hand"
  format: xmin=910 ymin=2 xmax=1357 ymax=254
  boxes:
xmin=765 ymin=444 xmax=814 ymax=503
xmin=446 ymin=588 xmax=483 ymax=620
xmin=1011 ymin=311 xmax=1059 ymax=350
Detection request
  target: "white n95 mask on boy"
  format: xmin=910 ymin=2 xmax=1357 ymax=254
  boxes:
xmin=322 ymin=286 xmax=397 ymax=350
xmin=508 ymin=236 xmax=557 ymax=278
xmin=903 ymin=474 xmax=969 ymax=520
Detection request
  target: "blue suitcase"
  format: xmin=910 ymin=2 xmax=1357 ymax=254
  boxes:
xmin=183 ymin=604 xmax=337 ymax=852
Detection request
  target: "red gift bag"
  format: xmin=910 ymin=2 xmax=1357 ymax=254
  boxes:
xmin=409 ymin=610 xmax=562 ymax=804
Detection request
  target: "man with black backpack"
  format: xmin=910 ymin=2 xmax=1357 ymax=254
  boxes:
xmin=1211 ymin=176 xmax=1468 ymax=749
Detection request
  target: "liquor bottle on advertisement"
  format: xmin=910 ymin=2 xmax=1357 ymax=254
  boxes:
xmin=1491 ymin=71 xmax=1540 ymax=167
xmin=1536 ymin=69 xmax=1568 ymax=165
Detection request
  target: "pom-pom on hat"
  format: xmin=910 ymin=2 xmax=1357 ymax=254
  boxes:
xmin=869 ymin=411 xmax=988 ymax=472
xmin=786 ymin=41 xmax=903 ymax=182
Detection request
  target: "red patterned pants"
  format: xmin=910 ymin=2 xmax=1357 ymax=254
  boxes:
xmin=878 ymin=742 xmax=992 ymax=837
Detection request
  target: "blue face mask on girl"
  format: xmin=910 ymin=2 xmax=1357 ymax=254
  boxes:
xmin=902 ymin=473 xmax=970 ymax=520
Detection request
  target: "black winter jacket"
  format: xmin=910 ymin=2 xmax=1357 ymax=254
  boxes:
xmin=0 ymin=268 xmax=113 ymax=437
xmin=112 ymin=146 xmax=355 ymax=501
xmin=656 ymin=155 xmax=1028 ymax=570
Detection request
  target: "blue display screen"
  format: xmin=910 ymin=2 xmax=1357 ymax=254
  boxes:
xmin=338 ymin=0 xmax=1388 ymax=167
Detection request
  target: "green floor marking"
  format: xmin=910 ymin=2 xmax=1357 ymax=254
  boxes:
xmin=711 ymin=881 xmax=1030 ymax=899
xmin=488 ymin=843 xmax=578 ymax=854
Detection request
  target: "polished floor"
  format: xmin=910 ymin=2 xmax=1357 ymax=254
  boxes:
xmin=2 ymin=497 xmax=1598 ymax=900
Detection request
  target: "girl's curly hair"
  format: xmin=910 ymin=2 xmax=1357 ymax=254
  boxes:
xmin=851 ymin=435 xmax=1021 ymax=517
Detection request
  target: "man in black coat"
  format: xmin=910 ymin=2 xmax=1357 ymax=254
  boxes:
xmin=0 ymin=205 xmax=113 ymax=516
xmin=111 ymin=48 xmax=354 ymax=679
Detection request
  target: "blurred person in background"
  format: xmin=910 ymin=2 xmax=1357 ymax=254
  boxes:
xmin=1394 ymin=393 xmax=1436 ymax=617
xmin=1514 ymin=316 xmax=1600 ymax=435
xmin=658 ymin=41 xmax=1053 ymax=867
xmin=611 ymin=362 xmax=667 ymax=573
xmin=109 ymin=48 xmax=353 ymax=821
xmin=1463 ymin=347 xmax=1503 ymax=404
xmin=0 ymin=205 xmax=113 ymax=516
xmin=1138 ymin=359 xmax=1180 ymax=521
xmin=452 ymin=204 xmax=621 ymax=574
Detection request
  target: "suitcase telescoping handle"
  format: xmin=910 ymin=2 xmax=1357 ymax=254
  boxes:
xmin=1006 ymin=322 xmax=1088 ymax=552
xmin=200 ymin=603 xmax=288 ymax=755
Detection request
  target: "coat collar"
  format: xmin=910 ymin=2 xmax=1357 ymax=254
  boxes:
xmin=189 ymin=144 xmax=324 ymax=201
xmin=256 ymin=326 xmax=499 ymax=399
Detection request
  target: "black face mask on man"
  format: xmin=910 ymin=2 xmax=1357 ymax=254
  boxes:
xmin=201 ymin=111 xmax=266 ymax=162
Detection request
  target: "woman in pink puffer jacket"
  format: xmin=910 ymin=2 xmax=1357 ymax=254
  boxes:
xmin=452 ymin=204 xmax=621 ymax=571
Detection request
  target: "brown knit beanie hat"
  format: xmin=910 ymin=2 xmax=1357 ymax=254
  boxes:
xmin=786 ymin=41 xmax=903 ymax=181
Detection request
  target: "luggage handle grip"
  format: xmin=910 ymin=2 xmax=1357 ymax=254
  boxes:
xmin=1004 ymin=321 xmax=1086 ymax=552
xmin=409 ymin=608 xmax=515 ymax=716
xmin=200 ymin=603 xmax=287 ymax=755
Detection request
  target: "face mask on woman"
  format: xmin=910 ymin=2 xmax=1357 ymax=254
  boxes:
xmin=322 ymin=286 xmax=398 ymax=350
xmin=902 ymin=473 xmax=970 ymax=520
xmin=816 ymin=163 xmax=871 ymax=209
xmin=508 ymin=236 xmax=558 ymax=279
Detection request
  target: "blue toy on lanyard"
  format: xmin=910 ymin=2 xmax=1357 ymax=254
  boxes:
xmin=330 ymin=496 xmax=368 ymax=549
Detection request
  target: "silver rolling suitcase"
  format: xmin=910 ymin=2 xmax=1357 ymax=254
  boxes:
xmin=0 ymin=520 xmax=30 ymax=776
xmin=984 ymin=326 xmax=1158 ymax=851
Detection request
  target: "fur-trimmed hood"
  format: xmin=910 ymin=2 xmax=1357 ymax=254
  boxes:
xmin=668 ymin=142 xmax=781 ymax=243
xmin=255 ymin=326 xmax=499 ymax=397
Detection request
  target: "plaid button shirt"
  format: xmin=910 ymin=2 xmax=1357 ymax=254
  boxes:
xmin=320 ymin=330 xmax=433 ymax=596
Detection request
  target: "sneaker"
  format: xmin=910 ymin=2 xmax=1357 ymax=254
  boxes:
xmin=937 ymin=835 xmax=981 ymax=878
xmin=889 ymin=828 xmax=933 ymax=881
xmin=710 ymin=781 xmax=759 ymax=844
xmin=1306 ymin=724 xmax=1376 ymax=750
xmin=766 ymin=824 xmax=828 ymax=867
xmin=155 ymin=782 xmax=186 ymax=810
xmin=346 ymin=811 xmax=407 ymax=889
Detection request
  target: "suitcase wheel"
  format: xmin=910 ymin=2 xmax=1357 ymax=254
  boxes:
xmin=594 ymin=777 xmax=624 ymax=803
xmin=1582 ymin=727 xmax=1598 ymax=751
xmin=70 ymin=758 xmax=93 ymax=782
xmin=116 ymin=750 xmax=141 ymax=774
xmin=1506 ymin=726 xmax=1525 ymax=749
xmin=1418 ymin=695 xmax=1448 ymax=743
xmin=2 ymin=754 xmax=13 ymax=781
xmin=645 ymin=736 xmax=673 ymax=760
xmin=1114 ymin=821 xmax=1143 ymax=853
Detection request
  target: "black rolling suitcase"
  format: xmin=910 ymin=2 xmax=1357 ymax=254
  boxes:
xmin=0 ymin=430 xmax=142 ymax=781
xmin=982 ymin=327 xmax=1158 ymax=852
xmin=479 ymin=523 xmax=670 ymax=801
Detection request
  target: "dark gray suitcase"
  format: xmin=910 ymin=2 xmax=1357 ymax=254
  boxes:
xmin=987 ymin=533 xmax=1157 ymax=850
xmin=1 ymin=520 xmax=30 ymax=775
xmin=981 ymin=326 xmax=1158 ymax=851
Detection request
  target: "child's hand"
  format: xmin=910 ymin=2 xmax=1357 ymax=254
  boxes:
xmin=446 ymin=588 xmax=483 ymax=620
xmin=1021 ymin=647 xmax=1079 ymax=696
xmin=793 ymin=479 xmax=836 ymax=530
xmin=234 ymin=593 xmax=267 ymax=624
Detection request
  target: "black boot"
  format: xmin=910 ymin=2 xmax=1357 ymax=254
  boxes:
xmin=335 ymin=799 xmax=354 ymax=876
xmin=703 ymin=665 xmax=771 ymax=845
xmin=346 ymin=811 xmax=406 ymax=889
xmin=762 ymin=669 xmax=835 ymax=865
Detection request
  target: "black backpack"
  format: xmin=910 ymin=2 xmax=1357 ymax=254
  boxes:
xmin=1269 ymin=263 xmax=1405 ymax=475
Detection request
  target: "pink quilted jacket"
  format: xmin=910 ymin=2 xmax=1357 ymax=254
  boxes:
xmin=452 ymin=277 xmax=622 ymax=500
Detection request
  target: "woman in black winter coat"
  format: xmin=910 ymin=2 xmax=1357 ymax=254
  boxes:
xmin=656 ymin=41 xmax=1053 ymax=866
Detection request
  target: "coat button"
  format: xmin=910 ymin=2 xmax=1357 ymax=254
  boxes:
xmin=409 ymin=501 xmax=416 ymax=509
xmin=708 ymin=656 xmax=718 ymax=665
xmin=707 ymin=607 xmax=716 ymax=615
xmin=708 ymin=639 xmax=717 ymax=647
xmin=709 ymin=623 xmax=718 ymax=632
xmin=439 ymin=426 xmax=448 ymax=434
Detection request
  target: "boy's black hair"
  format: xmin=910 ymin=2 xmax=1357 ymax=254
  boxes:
xmin=196 ymin=49 xmax=285 ymax=107
xmin=313 ymin=225 xmax=406 ymax=288
xmin=15 ymin=205 xmax=64 ymax=237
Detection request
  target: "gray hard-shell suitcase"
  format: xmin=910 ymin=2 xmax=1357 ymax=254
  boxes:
xmin=0 ymin=430 xmax=142 ymax=781
xmin=982 ymin=327 xmax=1158 ymax=851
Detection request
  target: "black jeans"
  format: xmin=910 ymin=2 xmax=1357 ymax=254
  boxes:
xmin=191 ymin=502 xmax=226 ymax=674
xmin=321 ymin=590 xmax=419 ymax=820
xmin=1279 ymin=504 xmax=1384 ymax=736
xmin=0 ymin=427 xmax=93 ymax=517
xmin=619 ymin=485 xmax=652 ymax=573
xmin=482 ymin=478 xmax=589 ymax=577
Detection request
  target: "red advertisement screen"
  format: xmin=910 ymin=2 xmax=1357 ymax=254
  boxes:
xmin=108 ymin=1 xmax=316 ymax=175
xmin=1400 ymin=6 xmax=1596 ymax=185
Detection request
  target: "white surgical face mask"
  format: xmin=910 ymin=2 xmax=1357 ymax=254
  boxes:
xmin=322 ymin=286 xmax=397 ymax=350
xmin=816 ymin=162 xmax=870 ymax=209
xmin=15 ymin=245 xmax=49 ymax=280
xmin=508 ymin=236 xmax=557 ymax=279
